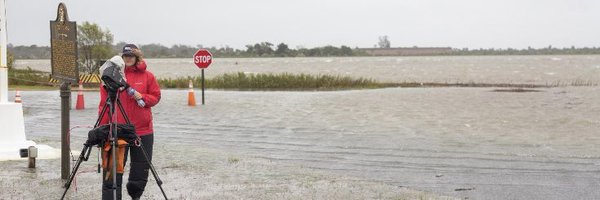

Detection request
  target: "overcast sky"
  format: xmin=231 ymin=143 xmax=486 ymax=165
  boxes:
xmin=5 ymin=0 xmax=600 ymax=49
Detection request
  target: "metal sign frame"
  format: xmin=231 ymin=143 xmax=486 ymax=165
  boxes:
xmin=50 ymin=3 xmax=78 ymax=83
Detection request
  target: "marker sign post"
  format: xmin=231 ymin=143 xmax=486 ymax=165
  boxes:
xmin=193 ymin=49 xmax=212 ymax=105
xmin=50 ymin=3 xmax=78 ymax=180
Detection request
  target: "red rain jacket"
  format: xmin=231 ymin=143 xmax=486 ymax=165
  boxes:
xmin=98 ymin=61 xmax=161 ymax=136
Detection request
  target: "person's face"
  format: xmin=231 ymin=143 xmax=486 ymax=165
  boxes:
xmin=123 ymin=55 xmax=136 ymax=67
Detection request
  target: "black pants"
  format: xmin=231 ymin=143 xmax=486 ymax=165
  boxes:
xmin=102 ymin=134 xmax=153 ymax=200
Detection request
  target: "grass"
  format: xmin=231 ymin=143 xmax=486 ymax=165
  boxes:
xmin=492 ymin=88 xmax=543 ymax=93
xmin=7 ymin=68 xmax=96 ymax=90
xmin=157 ymin=72 xmax=568 ymax=90
xmin=158 ymin=72 xmax=387 ymax=90
xmin=7 ymin=68 xmax=60 ymax=90
xmin=228 ymin=156 xmax=240 ymax=164
xmin=7 ymin=69 xmax=599 ymax=91
xmin=7 ymin=67 xmax=52 ymax=87
xmin=8 ymin=85 xmax=56 ymax=91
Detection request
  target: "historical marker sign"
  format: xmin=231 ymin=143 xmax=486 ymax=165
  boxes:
xmin=51 ymin=2 xmax=78 ymax=180
xmin=50 ymin=3 xmax=78 ymax=83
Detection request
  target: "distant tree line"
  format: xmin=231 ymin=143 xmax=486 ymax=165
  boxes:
xmin=11 ymin=43 xmax=600 ymax=60
xmin=9 ymin=41 xmax=360 ymax=60
xmin=114 ymin=42 xmax=360 ymax=58
xmin=8 ymin=44 xmax=51 ymax=59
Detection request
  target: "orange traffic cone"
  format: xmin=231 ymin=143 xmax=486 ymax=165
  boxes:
xmin=14 ymin=89 xmax=22 ymax=103
xmin=188 ymin=80 xmax=196 ymax=106
xmin=75 ymin=81 xmax=85 ymax=110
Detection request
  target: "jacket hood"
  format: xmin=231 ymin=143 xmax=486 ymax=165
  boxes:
xmin=126 ymin=61 xmax=147 ymax=72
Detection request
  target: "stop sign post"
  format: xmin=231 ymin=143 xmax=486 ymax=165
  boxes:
xmin=193 ymin=49 xmax=212 ymax=105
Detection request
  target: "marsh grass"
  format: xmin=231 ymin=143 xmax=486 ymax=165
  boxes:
xmin=8 ymin=69 xmax=599 ymax=90
xmin=492 ymin=88 xmax=543 ymax=93
xmin=158 ymin=72 xmax=593 ymax=90
xmin=159 ymin=72 xmax=386 ymax=90
xmin=7 ymin=67 xmax=52 ymax=86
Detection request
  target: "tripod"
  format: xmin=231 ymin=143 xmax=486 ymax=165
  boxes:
xmin=61 ymin=88 xmax=168 ymax=200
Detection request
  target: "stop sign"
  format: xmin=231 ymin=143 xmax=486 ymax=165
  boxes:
xmin=193 ymin=49 xmax=213 ymax=69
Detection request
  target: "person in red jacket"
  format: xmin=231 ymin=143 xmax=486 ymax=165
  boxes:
xmin=99 ymin=44 xmax=161 ymax=200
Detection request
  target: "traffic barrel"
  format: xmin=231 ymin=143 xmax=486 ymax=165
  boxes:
xmin=14 ymin=89 xmax=22 ymax=103
xmin=188 ymin=80 xmax=196 ymax=106
xmin=75 ymin=81 xmax=85 ymax=110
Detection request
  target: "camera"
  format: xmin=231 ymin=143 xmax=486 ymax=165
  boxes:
xmin=100 ymin=56 xmax=128 ymax=93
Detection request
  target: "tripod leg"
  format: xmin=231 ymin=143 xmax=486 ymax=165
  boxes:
xmin=116 ymin=99 xmax=132 ymax=124
xmin=106 ymin=96 xmax=119 ymax=200
xmin=94 ymin=99 xmax=110 ymax=128
xmin=138 ymin=142 xmax=168 ymax=200
xmin=111 ymin=138 xmax=118 ymax=200
xmin=61 ymin=145 xmax=90 ymax=200
xmin=62 ymin=93 xmax=110 ymax=199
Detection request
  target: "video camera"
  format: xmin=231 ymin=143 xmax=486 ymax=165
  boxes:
xmin=100 ymin=56 xmax=128 ymax=93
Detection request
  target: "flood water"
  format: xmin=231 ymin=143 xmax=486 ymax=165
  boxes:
xmin=10 ymin=55 xmax=600 ymax=199
xmin=12 ymin=86 xmax=600 ymax=200
xmin=14 ymin=55 xmax=600 ymax=84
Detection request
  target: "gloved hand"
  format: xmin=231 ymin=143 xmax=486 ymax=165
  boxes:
xmin=126 ymin=87 xmax=146 ymax=107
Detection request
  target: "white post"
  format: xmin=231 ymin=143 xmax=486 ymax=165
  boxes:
xmin=0 ymin=0 xmax=8 ymax=103
xmin=0 ymin=0 xmax=58 ymax=161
